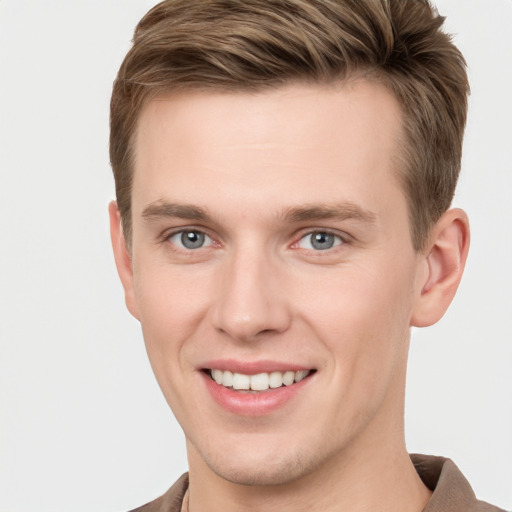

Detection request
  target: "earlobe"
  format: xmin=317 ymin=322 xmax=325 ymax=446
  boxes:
xmin=411 ymin=208 xmax=470 ymax=328
xmin=108 ymin=201 xmax=140 ymax=320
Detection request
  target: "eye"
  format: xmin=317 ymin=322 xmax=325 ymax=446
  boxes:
xmin=168 ymin=230 xmax=213 ymax=250
xmin=297 ymin=231 xmax=343 ymax=251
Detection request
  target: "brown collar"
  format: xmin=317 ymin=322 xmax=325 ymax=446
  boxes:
xmin=411 ymin=454 xmax=505 ymax=512
xmin=130 ymin=455 xmax=505 ymax=512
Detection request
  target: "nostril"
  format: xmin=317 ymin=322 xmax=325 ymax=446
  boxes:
xmin=257 ymin=328 xmax=275 ymax=336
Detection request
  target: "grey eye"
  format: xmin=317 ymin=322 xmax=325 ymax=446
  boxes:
xmin=298 ymin=232 xmax=342 ymax=251
xmin=170 ymin=230 xmax=212 ymax=249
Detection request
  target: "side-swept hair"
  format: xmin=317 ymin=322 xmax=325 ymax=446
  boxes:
xmin=110 ymin=0 xmax=469 ymax=250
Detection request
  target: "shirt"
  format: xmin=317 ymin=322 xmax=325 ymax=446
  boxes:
xmin=128 ymin=454 xmax=507 ymax=512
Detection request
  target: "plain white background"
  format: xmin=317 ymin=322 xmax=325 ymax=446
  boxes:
xmin=0 ymin=1 xmax=510 ymax=511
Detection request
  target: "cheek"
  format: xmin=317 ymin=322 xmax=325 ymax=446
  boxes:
xmin=132 ymin=266 xmax=217 ymax=426
xmin=133 ymin=264 xmax=212 ymax=374
xmin=295 ymin=258 xmax=415 ymax=383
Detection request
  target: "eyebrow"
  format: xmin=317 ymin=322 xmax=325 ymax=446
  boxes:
xmin=141 ymin=200 xmax=377 ymax=225
xmin=282 ymin=203 xmax=377 ymax=224
xmin=142 ymin=201 xmax=210 ymax=222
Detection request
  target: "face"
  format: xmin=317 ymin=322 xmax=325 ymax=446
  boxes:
xmin=119 ymin=81 xmax=427 ymax=486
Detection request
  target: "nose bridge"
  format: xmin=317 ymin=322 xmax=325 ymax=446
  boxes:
xmin=212 ymin=242 xmax=290 ymax=341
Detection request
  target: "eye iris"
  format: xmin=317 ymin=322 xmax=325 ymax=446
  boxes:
xmin=311 ymin=232 xmax=335 ymax=250
xmin=181 ymin=231 xmax=205 ymax=249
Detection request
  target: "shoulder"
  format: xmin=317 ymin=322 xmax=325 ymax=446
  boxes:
xmin=411 ymin=454 xmax=507 ymax=512
xmin=128 ymin=473 xmax=189 ymax=512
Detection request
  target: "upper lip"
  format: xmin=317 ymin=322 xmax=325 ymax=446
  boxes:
xmin=200 ymin=359 xmax=314 ymax=374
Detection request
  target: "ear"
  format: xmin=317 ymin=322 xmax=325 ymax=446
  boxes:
xmin=411 ymin=208 xmax=470 ymax=327
xmin=108 ymin=201 xmax=140 ymax=320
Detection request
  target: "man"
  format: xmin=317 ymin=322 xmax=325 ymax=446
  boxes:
xmin=108 ymin=1 xmax=505 ymax=511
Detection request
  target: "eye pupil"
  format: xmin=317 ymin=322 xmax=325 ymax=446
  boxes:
xmin=181 ymin=231 xmax=205 ymax=249
xmin=311 ymin=232 xmax=334 ymax=250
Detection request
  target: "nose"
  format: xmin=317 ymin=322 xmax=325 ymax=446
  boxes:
xmin=211 ymin=247 xmax=291 ymax=342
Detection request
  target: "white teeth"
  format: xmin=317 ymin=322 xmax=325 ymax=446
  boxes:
xmin=210 ymin=369 xmax=312 ymax=391
xmin=295 ymin=370 xmax=309 ymax=382
xmin=282 ymin=371 xmax=295 ymax=386
xmin=250 ymin=373 xmax=269 ymax=391
xmin=232 ymin=373 xmax=250 ymax=390
xmin=212 ymin=369 xmax=223 ymax=385
xmin=269 ymin=371 xmax=283 ymax=388
xmin=222 ymin=370 xmax=234 ymax=387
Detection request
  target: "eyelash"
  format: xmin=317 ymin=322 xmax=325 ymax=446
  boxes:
xmin=161 ymin=227 xmax=350 ymax=254
xmin=291 ymin=229 xmax=349 ymax=252
xmin=162 ymin=228 xmax=217 ymax=252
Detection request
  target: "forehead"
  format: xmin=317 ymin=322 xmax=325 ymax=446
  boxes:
xmin=132 ymin=80 xmax=405 ymax=221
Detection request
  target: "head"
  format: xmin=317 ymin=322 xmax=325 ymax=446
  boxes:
xmin=110 ymin=0 xmax=469 ymax=252
xmin=109 ymin=0 xmax=470 ymax=490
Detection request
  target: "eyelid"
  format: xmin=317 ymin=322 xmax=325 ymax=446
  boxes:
xmin=160 ymin=226 xmax=219 ymax=250
xmin=291 ymin=228 xmax=351 ymax=250
xmin=158 ymin=225 xmax=351 ymax=251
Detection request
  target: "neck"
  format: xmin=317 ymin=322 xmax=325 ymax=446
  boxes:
xmin=187 ymin=444 xmax=430 ymax=512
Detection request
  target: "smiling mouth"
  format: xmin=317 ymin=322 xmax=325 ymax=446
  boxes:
xmin=207 ymin=369 xmax=315 ymax=392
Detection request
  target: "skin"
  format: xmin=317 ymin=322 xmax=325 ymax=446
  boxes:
xmin=110 ymin=80 xmax=469 ymax=512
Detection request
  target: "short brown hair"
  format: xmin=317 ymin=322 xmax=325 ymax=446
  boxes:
xmin=110 ymin=0 xmax=469 ymax=250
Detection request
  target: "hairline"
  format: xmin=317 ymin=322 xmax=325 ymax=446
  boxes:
xmin=122 ymin=72 xmax=421 ymax=251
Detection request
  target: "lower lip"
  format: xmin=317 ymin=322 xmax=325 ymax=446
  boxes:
xmin=201 ymin=372 xmax=312 ymax=416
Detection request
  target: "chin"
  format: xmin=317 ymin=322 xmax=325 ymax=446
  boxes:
xmin=196 ymin=441 xmax=324 ymax=487
xmin=209 ymin=457 xmax=311 ymax=487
